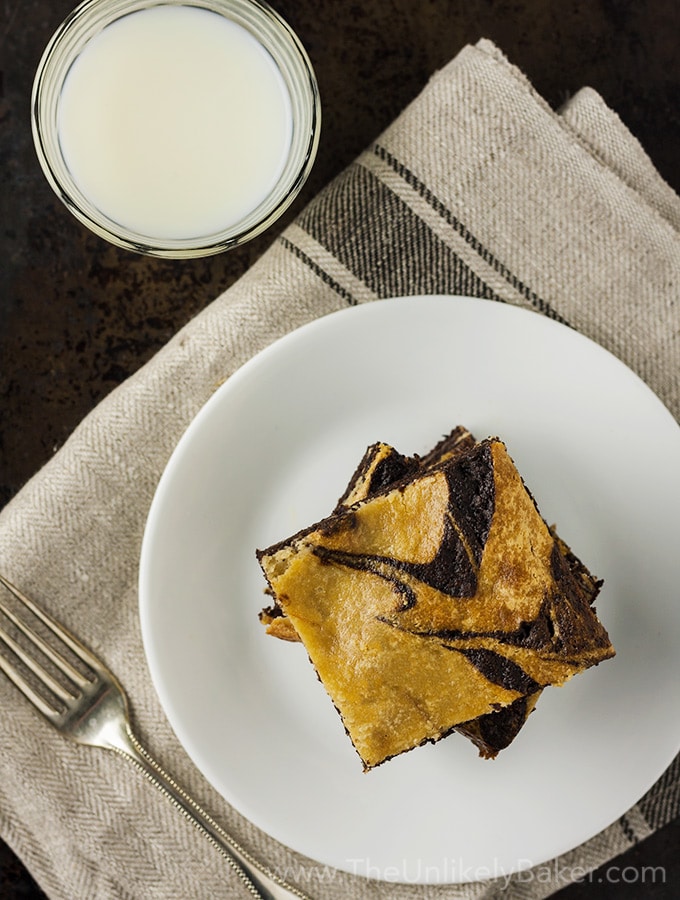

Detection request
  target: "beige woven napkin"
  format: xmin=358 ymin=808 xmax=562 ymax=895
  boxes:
xmin=1 ymin=38 xmax=679 ymax=899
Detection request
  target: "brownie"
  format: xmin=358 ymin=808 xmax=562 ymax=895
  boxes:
xmin=257 ymin=433 xmax=614 ymax=769
xmin=260 ymin=426 xmax=473 ymax=640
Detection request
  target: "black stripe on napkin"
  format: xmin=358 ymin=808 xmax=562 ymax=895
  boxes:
xmin=292 ymin=162 xmax=501 ymax=302
xmin=638 ymin=754 xmax=680 ymax=830
xmin=279 ymin=236 xmax=358 ymax=305
xmin=372 ymin=143 xmax=569 ymax=326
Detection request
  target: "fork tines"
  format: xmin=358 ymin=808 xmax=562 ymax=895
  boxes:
xmin=0 ymin=574 xmax=95 ymax=720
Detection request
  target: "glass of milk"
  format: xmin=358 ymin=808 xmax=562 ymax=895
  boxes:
xmin=32 ymin=0 xmax=320 ymax=257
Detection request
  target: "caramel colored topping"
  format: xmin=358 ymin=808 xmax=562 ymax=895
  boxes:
xmin=257 ymin=437 xmax=614 ymax=769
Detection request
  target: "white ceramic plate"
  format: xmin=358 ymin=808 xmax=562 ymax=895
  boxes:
xmin=139 ymin=295 xmax=680 ymax=884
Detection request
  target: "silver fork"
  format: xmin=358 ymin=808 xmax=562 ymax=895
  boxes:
xmin=0 ymin=573 xmax=311 ymax=900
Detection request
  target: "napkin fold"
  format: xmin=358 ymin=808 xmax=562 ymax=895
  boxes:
xmin=1 ymin=38 xmax=678 ymax=899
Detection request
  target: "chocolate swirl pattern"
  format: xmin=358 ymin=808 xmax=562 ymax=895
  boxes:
xmin=257 ymin=431 xmax=614 ymax=769
xmin=260 ymin=425 xmax=475 ymax=637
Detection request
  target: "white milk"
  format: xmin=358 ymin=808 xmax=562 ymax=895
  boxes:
xmin=57 ymin=5 xmax=293 ymax=239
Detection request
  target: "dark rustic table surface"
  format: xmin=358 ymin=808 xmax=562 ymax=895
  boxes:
xmin=2 ymin=0 xmax=679 ymax=897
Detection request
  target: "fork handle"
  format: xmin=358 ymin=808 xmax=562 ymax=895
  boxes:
xmin=100 ymin=718 xmax=310 ymax=900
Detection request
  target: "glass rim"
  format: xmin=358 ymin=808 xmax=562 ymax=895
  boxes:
xmin=31 ymin=0 xmax=321 ymax=258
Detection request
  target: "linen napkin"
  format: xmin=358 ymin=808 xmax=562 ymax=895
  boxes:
xmin=1 ymin=37 xmax=679 ymax=900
